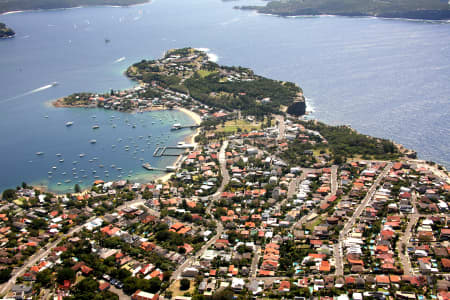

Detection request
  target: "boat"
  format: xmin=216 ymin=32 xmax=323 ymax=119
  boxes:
xmin=79 ymin=153 xmax=86 ymax=157
xmin=90 ymin=139 xmax=97 ymax=144
xmin=59 ymin=159 xmax=64 ymax=163
xmin=44 ymin=115 xmax=49 ymax=118
xmin=57 ymin=182 xmax=62 ymax=185
xmin=72 ymin=161 xmax=78 ymax=164
xmin=171 ymin=123 xmax=182 ymax=130
xmin=64 ymin=180 xmax=71 ymax=183
xmin=36 ymin=152 xmax=44 ymax=156
xmin=65 ymin=121 xmax=74 ymax=127
xmin=142 ymin=163 xmax=153 ymax=170
xmin=56 ymin=153 xmax=62 ymax=157
xmin=92 ymin=125 xmax=100 ymax=129
xmin=52 ymin=166 xmax=57 ymax=169
xmin=62 ymin=172 xmax=67 ymax=175
xmin=48 ymin=171 xmax=52 ymax=174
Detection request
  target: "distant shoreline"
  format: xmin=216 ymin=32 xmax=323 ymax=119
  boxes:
xmin=0 ymin=1 xmax=151 ymax=16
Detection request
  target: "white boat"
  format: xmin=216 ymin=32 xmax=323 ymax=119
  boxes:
xmin=90 ymin=139 xmax=97 ymax=144
xmin=56 ymin=153 xmax=62 ymax=157
xmin=44 ymin=115 xmax=49 ymax=118
xmin=57 ymin=182 xmax=62 ymax=185
xmin=92 ymin=125 xmax=100 ymax=129
xmin=65 ymin=121 xmax=74 ymax=127
xmin=143 ymin=163 xmax=153 ymax=170
xmin=36 ymin=152 xmax=44 ymax=155
xmin=59 ymin=159 xmax=64 ymax=163
xmin=79 ymin=153 xmax=86 ymax=157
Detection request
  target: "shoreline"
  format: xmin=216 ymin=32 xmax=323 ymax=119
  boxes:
xmin=0 ymin=1 xmax=151 ymax=16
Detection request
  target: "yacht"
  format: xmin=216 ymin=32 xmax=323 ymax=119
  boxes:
xmin=36 ymin=152 xmax=44 ymax=156
xmin=79 ymin=153 xmax=86 ymax=157
xmin=92 ymin=125 xmax=100 ymax=129
xmin=90 ymin=139 xmax=97 ymax=144
xmin=59 ymin=159 xmax=64 ymax=163
xmin=56 ymin=153 xmax=62 ymax=157
xmin=65 ymin=121 xmax=74 ymax=127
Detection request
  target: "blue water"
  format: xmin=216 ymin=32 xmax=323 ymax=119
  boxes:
xmin=0 ymin=0 xmax=449 ymax=192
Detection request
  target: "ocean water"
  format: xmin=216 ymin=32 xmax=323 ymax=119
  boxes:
xmin=0 ymin=0 xmax=449 ymax=192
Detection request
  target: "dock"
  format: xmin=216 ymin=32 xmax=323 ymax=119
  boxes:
xmin=171 ymin=123 xmax=200 ymax=130
xmin=153 ymin=147 xmax=185 ymax=157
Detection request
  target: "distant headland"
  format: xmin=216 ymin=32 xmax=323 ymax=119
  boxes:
xmin=54 ymin=47 xmax=306 ymax=118
xmin=236 ymin=0 xmax=450 ymax=20
xmin=0 ymin=22 xmax=15 ymax=38
xmin=0 ymin=0 xmax=149 ymax=14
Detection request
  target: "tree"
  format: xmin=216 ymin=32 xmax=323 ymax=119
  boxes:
xmin=2 ymin=189 xmax=16 ymax=200
xmin=0 ymin=268 xmax=12 ymax=283
xmin=57 ymin=267 xmax=75 ymax=284
xmin=36 ymin=269 xmax=52 ymax=287
xmin=212 ymin=288 xmax=234 ymax=300
xmin=74 ymin=184 xmax=81 ymax=193
xmin=180 ymin=278 xmax=190 ymax=291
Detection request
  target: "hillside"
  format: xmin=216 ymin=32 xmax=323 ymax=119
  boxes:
xmin=239 ymin=0 xmax=450 ymax=20
xmin=0 ymin=0 xmax=148 ymax=14
xmin=127 ymin=48 xmax=306 ymax=118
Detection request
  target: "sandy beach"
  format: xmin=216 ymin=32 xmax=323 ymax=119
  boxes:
xmin=176 ymin=107 xmax=202 ymax=125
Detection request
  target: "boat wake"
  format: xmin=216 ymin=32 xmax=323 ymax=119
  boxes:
xmin=114 ymin=57 xmax=126 ymax=63
xmin=0 ymin=83 xmax=57 ymax=104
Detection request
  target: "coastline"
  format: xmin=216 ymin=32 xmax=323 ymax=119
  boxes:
xmin=0 ymin=1 xmax=151 ymax=16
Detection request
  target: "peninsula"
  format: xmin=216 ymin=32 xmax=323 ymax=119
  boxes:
xmin=0 ymin=22 xmax=14 ymax=38
xmin=55 ymin=48 xmax=306 ymax=117
xmin=238 ymin=0 xmax=450 ymax=20
xmin=0 ymin=0 xmax=149 ymax=14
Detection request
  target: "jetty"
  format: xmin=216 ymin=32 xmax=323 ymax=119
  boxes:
xmin=171 ymin=123 xmax=200 ymax=130
xmin=153 ymin=146 xmax=186 ymax=157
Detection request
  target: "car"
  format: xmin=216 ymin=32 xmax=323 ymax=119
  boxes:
xmin=116 ymin=282 xmax=124 ymax=289
xmin=110 ymin=279 xmax=117 ymax=285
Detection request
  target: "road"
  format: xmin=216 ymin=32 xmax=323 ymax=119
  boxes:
xmin=335 ymin=162 xmax=392 ymax=276
xmin=0 ymin=215 xmax=98 ymax=295
xmin=171 ymin=141 xmax=229 ymax=280
xmin=397 ymin=192 xmax=418 ymax=276
xmin=274 ymin=115 xmax=285 ymax=140
xmin=291 ymin=166 xmax=337 ymax=230
xmin=250 ymin=246 xmax=261 ymax=279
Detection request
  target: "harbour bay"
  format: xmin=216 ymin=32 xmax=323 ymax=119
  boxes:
xmin=0 ymin=0 xmax=449 ymax=192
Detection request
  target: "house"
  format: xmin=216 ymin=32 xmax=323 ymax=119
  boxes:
xmin=278 ymin=280 xmax=291 ymax=293
xmin=132 ymin=290 xmax=159 ymax=300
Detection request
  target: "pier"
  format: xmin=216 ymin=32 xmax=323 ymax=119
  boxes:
xmin=153 ymin=147 xmax=186 ymax=157
xmin=171 ymin=123 xmax=200 ymax=130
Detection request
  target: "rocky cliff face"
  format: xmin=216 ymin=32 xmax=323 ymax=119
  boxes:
xmin=287 ymin=101 xmax=306 ymax=116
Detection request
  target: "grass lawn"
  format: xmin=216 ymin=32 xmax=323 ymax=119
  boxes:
xmin=196 ymin=70 xmax=216 ymax=78
xmin=305 ymin=216 xmax=323 ymax=231
xmin=167 ymin=279 xmax=196 ymax=297
xmin=215 ymin=118 xmax=272 ymax=133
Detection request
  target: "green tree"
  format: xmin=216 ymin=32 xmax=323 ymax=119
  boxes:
xmin=180 ymin=278 xmax=190 ymax=291
xmin=0 ymin=268 xmax=12 ymax=283
xmin=2 ymin=189 xmax=16 ymax=200
xmin=57 ymin=267 xmax=75 ymax=284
